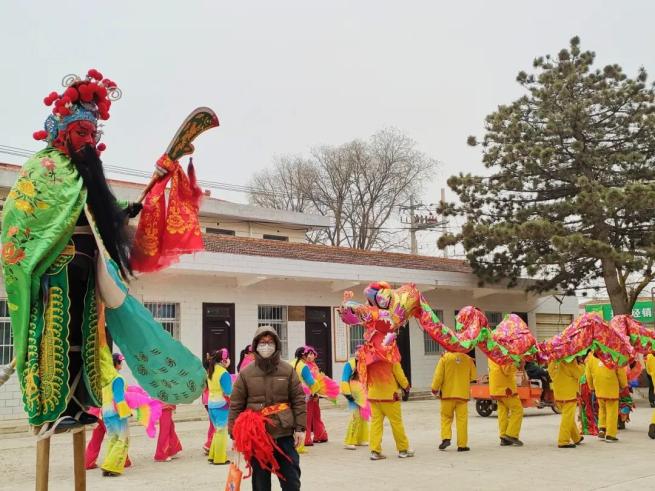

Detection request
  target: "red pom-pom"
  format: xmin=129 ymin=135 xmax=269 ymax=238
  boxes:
xmin=33 ymin=130 xmax=48 ymax=141
xmin=87 ymin=69 xmax=103 ymax=81
xmin=96 ymin=143 xmax=106 ymax=152
xmin=102 ymin=78 xmax=116 ymax=88
xmin=43 ymin=91 xmax=59 ymax=106
xmin=95 ymin=85 xmax=108 ymax=99
xmin=78 ymin=83 xmax=94 ymax=102
xmin=58 ymin=107 xmax=71 ymax=117
xmin=63 ymin=87 xmax=79 ymax=102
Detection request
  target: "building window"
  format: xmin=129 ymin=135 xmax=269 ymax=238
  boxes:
xmin=145 ymin=302 xmax=180 ymax=340
xmin=485 ymin=311 xmax=504 ymax=328
xmin=263 ymin=234 xmax=289 ymax=242
xmin=349 ymin=325 xmax=365 ymax=356
xmin=258 ymin=305 xmax=288 ymax=359
xmin=206 ymin=227 xmax=236 ymax=236
xmin=423 ymin=309 xmax=444 ymax=355
xmin=0 ymin=300 xmax=12 ymax=365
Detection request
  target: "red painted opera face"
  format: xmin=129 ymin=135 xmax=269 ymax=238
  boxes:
xmin=66 ymin=120 xmax=98 ymax=153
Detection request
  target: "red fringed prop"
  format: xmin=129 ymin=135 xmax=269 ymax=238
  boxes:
xmin=232 ymin=409 xmax=291 ymax=480
xmin=131 ymin=154 xmax=204 ymax=272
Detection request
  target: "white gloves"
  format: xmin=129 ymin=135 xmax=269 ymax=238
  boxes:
xmin=293 ymin=431 xmax=306 ymax=448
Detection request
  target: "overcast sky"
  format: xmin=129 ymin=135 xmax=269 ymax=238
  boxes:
xmin=2 ymin=1 xmax=654 ymax=229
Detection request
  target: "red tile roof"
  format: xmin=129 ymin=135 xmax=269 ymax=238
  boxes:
xmin=202 ymin=233 xmax=471 ymax=273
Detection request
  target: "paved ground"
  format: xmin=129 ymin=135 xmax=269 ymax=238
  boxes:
xmin=1 ymin=399 xmax=655 ymax=491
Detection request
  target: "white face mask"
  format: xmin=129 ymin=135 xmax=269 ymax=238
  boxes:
xmin=257 ymin=342 xmax=276 ymax=358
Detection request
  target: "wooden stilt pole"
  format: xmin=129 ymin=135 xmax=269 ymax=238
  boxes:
xmin=35 ymin=438 xmax=50 ymax=491
xmin=73 ymin=430 xmax=86 ymax=491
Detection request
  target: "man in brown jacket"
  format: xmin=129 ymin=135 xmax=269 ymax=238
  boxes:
xmin=229 ymin=326 xmax=306 ymax=491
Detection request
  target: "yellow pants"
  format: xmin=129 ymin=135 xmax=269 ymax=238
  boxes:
xmin=208 ymin=426 xmax=228 ymax=464
xmin=598 ymin=399 xmax=618 ymax=438
xmin=101 ymin=421 xmax=129 ymax=474
xmin=651 ymin=410 xmax=655 ymax=424
xmin=369 ymin=401 xmax=409 ymax=454
xmin=440 ymin=399 xmax=468 ymax=448
xmin=344 ymin=410 xmax=370 ymax=446
xmin=497 ymin=395 xmax=523 ymax=439
xmin=556 ymin=401 xmax=581 ymax=446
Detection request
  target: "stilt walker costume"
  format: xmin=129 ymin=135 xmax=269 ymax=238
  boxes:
xmin=207 ymin=348 xmax=233 ymax=465
xmin=0 ymin=70 xmax=217 ymax=490
xmin=548 ymin=359 xmax=584 ymax=448
xmin=431 ymin=351 xmax=476 ymax=451
xmin=1 ymin=69 xmax=207 ymax=434
xmin=341 ymin=349 xmax=370 ymax=449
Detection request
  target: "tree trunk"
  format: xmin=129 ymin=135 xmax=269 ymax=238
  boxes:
xmin=601 ymin=258 xmax=631 ymax=315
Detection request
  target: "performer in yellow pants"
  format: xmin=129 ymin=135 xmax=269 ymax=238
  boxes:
xmin=585 ymin=353 xmax=627 ymax=442
xmin=341 ymin=352 xmax=370 ymax=449
xmin=207 ymin=349 xmax=233 ymax=464
xmin=489 ymin=359 xmax=524 ymax=446
xmin=345 ymin=411 xmax=370 ymax=447
xmin=367 ymin=361 xmax=413 ymax=460
xmin=548 ymin=358 xmax=584 ymax=448
xmin=646 ymin=353 xmax=655 ymax=439
xmin=431 ymin=352 xmax=477 ymax=451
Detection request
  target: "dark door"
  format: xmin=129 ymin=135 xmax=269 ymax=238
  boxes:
xmin=305 ymin=306 xmax=332 ymax=377
xmin=397 ymin=322 xmax=412 ymax=385
xmin=203 ymin=303 xmax=236 ymax=374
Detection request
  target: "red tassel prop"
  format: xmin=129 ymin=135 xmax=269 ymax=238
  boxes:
xmin=232 ymin=409 xmax=291 ymax=480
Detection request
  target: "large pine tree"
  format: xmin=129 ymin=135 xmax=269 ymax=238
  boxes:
xmin=441 ymin=37 xmax=655 ymax=314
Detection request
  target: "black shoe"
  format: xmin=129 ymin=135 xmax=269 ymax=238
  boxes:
xmin=500 ymin=437 xmax=512 ymax=446
xmin=558 ymin=444 xmax=576 ymax=448
xmin=575 ymin=436 xmax=584 ymax=445
xmin=605 ymin=435 xmax=619 ymax=443
xmin=438 ymin=439 xmax=451 ymax=451
xmin=649 ymin=424 xmax=655 ymax=440
xmin=53 ymin=416 xmax=83 ymax=434
xmin=505 ymin=436 xmax=524 ymax=446
xmin=598 ymin=428 xmax=606 ymax=439
xmin=102 ymin=470 xmax=120 ymax=477
xmin=457 ymin=447 xmax=470 ymax=452
xmin=75 ymin=411 xmax=99 ymax=426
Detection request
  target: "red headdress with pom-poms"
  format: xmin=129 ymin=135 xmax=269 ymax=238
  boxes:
xmin=33 ymin=69 xmax=121 ymax=155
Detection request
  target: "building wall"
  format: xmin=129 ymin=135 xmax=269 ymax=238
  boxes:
xmin=200 ymin=218 xmax=308 ymax=243
xmin=0 ymin=271 xmax=580 ymax=420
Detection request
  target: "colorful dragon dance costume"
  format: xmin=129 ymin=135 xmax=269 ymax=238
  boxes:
xmin=1 ymin=69 xmax=206 ymax=430
xmin=339 ymin=282 xmax=655 ymax=378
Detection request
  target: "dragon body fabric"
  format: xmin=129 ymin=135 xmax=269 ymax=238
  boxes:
xmin=339 ymin=283 xmax=655 ymax=381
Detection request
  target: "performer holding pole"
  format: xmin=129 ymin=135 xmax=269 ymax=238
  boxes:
xmin=1 ymin=68 xmax=214 ymax=490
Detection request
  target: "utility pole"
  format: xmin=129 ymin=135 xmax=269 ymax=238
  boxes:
xmin=409 ymin=196 xmax=418 ymax=254
xmin=440 ymin=188 xmax=448 ymax=258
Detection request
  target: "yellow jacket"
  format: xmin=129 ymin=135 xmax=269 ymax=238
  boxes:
xmin=548 ymin=360 xmax=583 ymax=402
xmin=585 ymin=354 xmax=627 ymax=400
xmin=431 ymin=352 xmax=477 ymax=400
xmin=488 ymin=359 xmax=517 ymax=397
xmin=646 ymin=354 xmax=655 ymax=379
xmin=367 ymin=362 xmax=409 ymax=401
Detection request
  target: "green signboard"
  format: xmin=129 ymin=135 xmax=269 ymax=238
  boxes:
xmin=584 ymin=300 xmax=654 ymax=323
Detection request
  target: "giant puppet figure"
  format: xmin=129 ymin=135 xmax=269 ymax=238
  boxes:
xmin=0 ymin=69 xmax=209 ymax=435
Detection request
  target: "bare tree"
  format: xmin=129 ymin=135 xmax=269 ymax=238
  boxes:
xmin=249 ymin=128 xmax=436 ymax=251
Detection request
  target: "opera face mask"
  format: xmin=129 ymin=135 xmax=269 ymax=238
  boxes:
xmin=257 ymin=342 xmax=276 ymax=358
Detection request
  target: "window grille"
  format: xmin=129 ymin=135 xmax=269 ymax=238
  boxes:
xmin=145 ymin=302 xmax=180 ymax=340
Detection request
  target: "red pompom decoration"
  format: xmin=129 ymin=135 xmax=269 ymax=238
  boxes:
xmin=63 ymin=87 xmax=79 ymax=103
xmin=87 ymin=69 xmax=103 ymax=81
xmin=43 ymin=91 xmax=59 ymax=106
xmin=58 ymin=107 xmax=72 ymax=117
xmin=96 ymin=143 xmax=106 ymax=152
xmin=102 ymin=78 xmax=116 ymax=88
xmin=33 ymin=130 xmax=48 ymax=141
xmin=95 ymin=85 xmax=108 ymax=99
xmin=78 ymin=83 xmax=94 ymax=102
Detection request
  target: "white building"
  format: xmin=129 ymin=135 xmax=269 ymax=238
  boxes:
xmin=0 ymin=163 xmax=578 ymax=420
